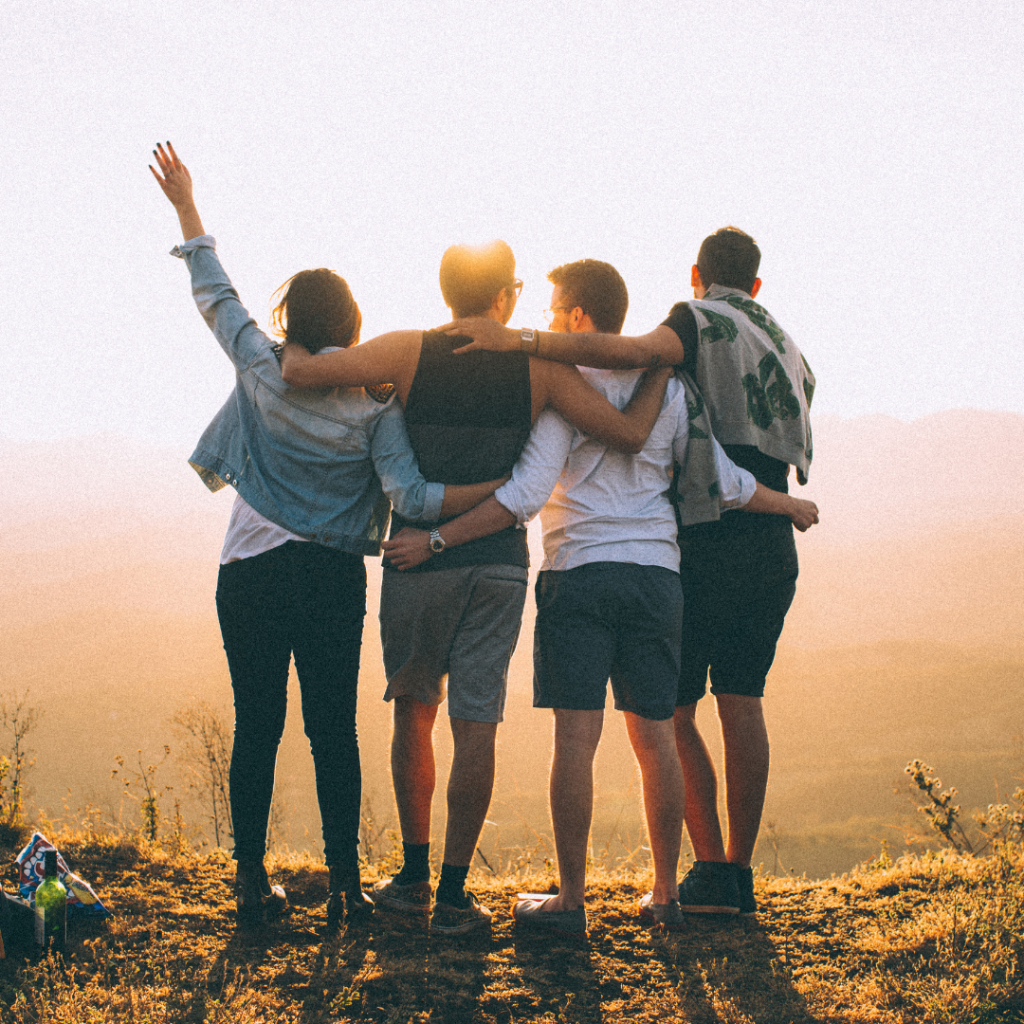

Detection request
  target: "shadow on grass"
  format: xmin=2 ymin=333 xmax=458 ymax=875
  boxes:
xmin=663 ymin=916 xmax=821 ymax=1024
xmin=512 ymin=929 xmax=602 ymax=1023
xmin=363 ymin=919 xmax=494 ymax=1024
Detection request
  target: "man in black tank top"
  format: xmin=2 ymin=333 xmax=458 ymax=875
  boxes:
xmin=280 ymin=240 xmax=671 ymax=935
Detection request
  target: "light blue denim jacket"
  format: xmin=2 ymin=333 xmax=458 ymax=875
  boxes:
xmin=174 ymin=236 xmax=443 ymax=556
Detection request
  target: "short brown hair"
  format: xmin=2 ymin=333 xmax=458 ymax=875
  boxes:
xmin=439 ymin=240 xmax=516 ymax=317
xmin=696 ymin=227 xmax=761 ymax=293
xmin=547 ymin=259 xmax=629 ymax=333
xmin=271 ymin=269 xmax=362 ymax=353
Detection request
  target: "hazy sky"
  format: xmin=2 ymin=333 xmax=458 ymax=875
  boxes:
xmin=4 ymin=0 xmax=1022 ymax=444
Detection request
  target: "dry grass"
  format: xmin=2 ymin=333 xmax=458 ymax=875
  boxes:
xmin=0 ymin=834 xmax=1022 ymax=1023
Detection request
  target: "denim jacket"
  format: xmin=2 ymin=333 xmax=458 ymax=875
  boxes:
xmin=174 ymin=236 xmax=443 ymax=556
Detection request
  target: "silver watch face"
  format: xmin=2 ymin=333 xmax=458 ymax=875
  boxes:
xmin=429 ymin=531 xmax=445 ymax=553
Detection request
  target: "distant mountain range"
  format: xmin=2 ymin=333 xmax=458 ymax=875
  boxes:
xmin=1 ymin=412 xmax=1020 ymax=876
xmin=3 ymin=410 xmax=1021 ymax=644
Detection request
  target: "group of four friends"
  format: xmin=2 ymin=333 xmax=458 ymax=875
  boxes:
xmin=151 ymin=142 xmax=818 ymax=937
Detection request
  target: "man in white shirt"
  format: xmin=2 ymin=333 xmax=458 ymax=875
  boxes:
xmin=384 ymin=259 xmax=818 ymax=935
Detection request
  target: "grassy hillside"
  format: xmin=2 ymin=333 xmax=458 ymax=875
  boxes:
xmin=1 ymin=831 xmax=1021 ymax=1023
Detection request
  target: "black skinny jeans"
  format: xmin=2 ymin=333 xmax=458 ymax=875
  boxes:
xmin=215 ymin=541 xmax=366 ymax=873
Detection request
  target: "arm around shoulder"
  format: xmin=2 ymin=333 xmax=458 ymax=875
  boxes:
xmin=538 ymin=362 xmax=671 ymax=453
xmin=281 ymin=330 xmax=418 ymax=389
xmin=446 ymin=318 xmax=685 ymax=370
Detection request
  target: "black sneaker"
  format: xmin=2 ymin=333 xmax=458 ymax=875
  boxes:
xmin=676 ymin=861 xmax=740 ymax=914
xmin=734 ymin=865 xmax=757 ymax=916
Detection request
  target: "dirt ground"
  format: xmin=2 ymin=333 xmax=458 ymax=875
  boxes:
xmin=2 ymin=839 xmax=1021 ymax=1023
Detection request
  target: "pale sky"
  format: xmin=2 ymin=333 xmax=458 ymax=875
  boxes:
xmin=4 ymin=0 xmax=1022 ymax=445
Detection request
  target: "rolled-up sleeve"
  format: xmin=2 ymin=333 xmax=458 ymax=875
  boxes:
xmin=369 ymin=401 xmax=444 ymax=521
xmin=172 ymin=235 xmax=270 ymax=372
xmin=714 ymin=439 xmax=757 ymax=508
xmin=494 ymin=409 xmax=574 ymax=525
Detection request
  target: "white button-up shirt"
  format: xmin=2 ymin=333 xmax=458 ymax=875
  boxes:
xmin=495 ymin=369 xmax=756 ymax=573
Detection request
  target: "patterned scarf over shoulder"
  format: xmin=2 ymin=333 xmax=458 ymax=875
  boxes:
xmin=691 ymin=284 xmax=814 ymax=484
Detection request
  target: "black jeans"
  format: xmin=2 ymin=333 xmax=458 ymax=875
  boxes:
xmin=216 ymin=541 xmax=366 ymax=872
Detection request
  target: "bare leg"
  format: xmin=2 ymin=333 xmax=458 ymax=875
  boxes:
xmin=543 ymin=709 xmax=604 ymax=911
xmin=624 ymin=712 xmax=684 ymax=904
xmin=717 ymin=694 xmax=770 ymax=868
xmin=673 ymin=703 xmax=727 ymax=862
xmin=391 ymin=696 xmax=439 ymax=844
xmin=442 ymin=717 xmax=499 ymax=866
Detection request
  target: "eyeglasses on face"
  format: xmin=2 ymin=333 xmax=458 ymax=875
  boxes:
xmin=510 ymin=279 xmax=524 ymax=298
xmin=542 ymin=305 xmax=574 ymax=325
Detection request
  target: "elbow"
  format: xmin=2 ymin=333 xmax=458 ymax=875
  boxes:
xmin=617 ymin=430 xmax=646 ymax=456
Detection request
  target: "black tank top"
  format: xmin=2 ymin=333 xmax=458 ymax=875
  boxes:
xmin=386 ymin=330 xmax=532 ymax=572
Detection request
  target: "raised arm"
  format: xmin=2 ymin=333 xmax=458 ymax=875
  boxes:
xmin=441 ymin=317 xmax=686 ymax=370
xmin=150 ymin=142 xmax=205 ymax=241
xmin=533 ymin=362 xmax=671 ymax=454
xmin=151 ymin=143 xmax=274 ymax=372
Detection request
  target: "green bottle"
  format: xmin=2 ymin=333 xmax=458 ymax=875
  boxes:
xmin=34 ymin=850 xmax=66 ymax=953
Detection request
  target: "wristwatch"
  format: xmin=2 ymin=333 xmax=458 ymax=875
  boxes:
xmin=519 ymin=328 xmax=539 ymax=353
xmin=429 ymin=528 xmax=446 ymax=553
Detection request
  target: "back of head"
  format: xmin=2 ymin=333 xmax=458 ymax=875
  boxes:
xmin=547 ymin=259 xmax=629 ymax=333
xmin=439 ymin=241 xmax=516 ymax=317
xmin=271 ymin=269 xmax=362 ymax=354
xmin=696 ymin=227 xmax=761 ymax=293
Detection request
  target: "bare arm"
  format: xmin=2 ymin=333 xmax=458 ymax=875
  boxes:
xmin=534 ymin=362 xmax=671 ymax=454
xmin=279 ymin=331 xmax=419 ymax=390
xmin=382 ymin=497 xmax=516 ymax=571
xmin=743 ymin=483 xmax=820 ymax=532
xmin=441 ymin=317 xmax=686 ymax=369
xmin=439 ymin=477 xmax=509 ymax=518
xmin=149 ymin=142 xmax=206 ymax=241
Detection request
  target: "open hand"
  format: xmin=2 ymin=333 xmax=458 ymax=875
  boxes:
xmin=149 ymin=141 xmax=194 ymax=210
xmin=381 ymin=527 xmax=433 ymax=570
xmin=436 ymin=318 xmax=518 ymax=355
xmin=788 ymin=497 xmax=820 ymax=532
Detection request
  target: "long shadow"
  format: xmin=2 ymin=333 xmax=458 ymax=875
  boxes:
xmin=512 ymin=929 xmax=603 ymax=1023
xmin=367 ymin=920 xmax=493 ymax=1023
xmin=298 ymin=921 xmax=374 ymax=1023
xmin=660 ymin=915 xmax=822 ymax=1024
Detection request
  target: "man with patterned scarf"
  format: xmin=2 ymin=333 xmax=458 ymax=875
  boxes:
xmin=444 ymin=227 xmax=815 ymax=918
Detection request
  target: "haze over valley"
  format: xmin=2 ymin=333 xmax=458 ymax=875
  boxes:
xmin=2 ymin=410 xmax=1021 ymax=878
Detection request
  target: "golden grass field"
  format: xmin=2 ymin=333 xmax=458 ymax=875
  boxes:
xmin=2 ymin=829 xmax=1022 ymax=1024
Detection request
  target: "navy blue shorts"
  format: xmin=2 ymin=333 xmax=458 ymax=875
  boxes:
xmin=677 ymin=518 xmax=798 ymax=703
xmin=533 ymin=563 xmax=683 ymax=721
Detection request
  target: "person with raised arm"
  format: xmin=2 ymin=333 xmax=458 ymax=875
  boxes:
xmin=441 ymin=229 xmax=816 ymax=917
xmin=383 ymin=259 xmax=817 ymax=935
xmin=149 ymin=143 xmax=513 ymax=933
xmin=279 ymin=243 xmax=669 ymax=936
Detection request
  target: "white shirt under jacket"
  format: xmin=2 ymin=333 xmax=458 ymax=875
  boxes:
xmin=494 ymin=368 xmax=757 ymax=573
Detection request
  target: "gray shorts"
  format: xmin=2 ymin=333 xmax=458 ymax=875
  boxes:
xmin=379 ymin=564 xmax=528 ymax=723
